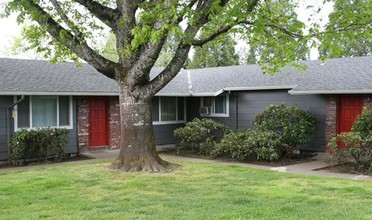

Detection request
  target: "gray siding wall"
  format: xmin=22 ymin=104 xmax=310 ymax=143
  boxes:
xmin=154 ymin=123 xmax=185 ymax=145
xmin=66 ymin=97 xmax=78 ymax=154
xmin=188 ymin=90 xmax=327 ymax=152
xmin=236 ymin=90 xmax=327 ymax=152
xmin=0 ymin=96 xmax=78 ymax=161
xmin=0 ymin=96 xmax=14 ymax=160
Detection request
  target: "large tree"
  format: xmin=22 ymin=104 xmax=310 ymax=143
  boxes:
xmin=187 ymin=34 xmax=239 ymax=68
xmin=2 ymin=0 xmax=369 ymax=172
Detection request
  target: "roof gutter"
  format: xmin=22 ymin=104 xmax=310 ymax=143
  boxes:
xmin=224 ymin=85 xmax=296 ymax=92
xmin=0 ymin=91 xmax=118 ymax=96
xmin=289 ymin=89 xmax=372 ymax=95
xmin=6 ymin=95 xmax=25 ymax=159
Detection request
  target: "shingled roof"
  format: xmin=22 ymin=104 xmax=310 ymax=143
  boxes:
xmin=187 ymin=56 xmax=372 ymax=96
xmin=0 ymin=56 xmax=372 ymax=96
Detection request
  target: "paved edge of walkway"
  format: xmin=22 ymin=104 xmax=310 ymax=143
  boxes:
xmin=81 ymin=149 xmax=371 ymax=181
xmin=1 ymin=148 xmax=370 ymax=181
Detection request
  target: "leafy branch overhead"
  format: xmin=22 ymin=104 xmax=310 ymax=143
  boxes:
xmin=3 ymin=1 xmax=313 ymax=78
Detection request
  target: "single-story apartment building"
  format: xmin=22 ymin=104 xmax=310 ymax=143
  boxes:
xmin=1 ymin=56 xmax=372 ymax=160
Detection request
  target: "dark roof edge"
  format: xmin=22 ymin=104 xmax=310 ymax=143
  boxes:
xmin=289 ymin=90 xmax=372 ymax=95
xmin=0 ymin=91 xmax=118 ymax=96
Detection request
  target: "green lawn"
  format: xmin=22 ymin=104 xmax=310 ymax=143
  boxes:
xmin=0 ymin=160 xmax=371 ymax=220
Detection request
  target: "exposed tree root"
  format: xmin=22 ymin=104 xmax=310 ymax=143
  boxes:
xmin=109 ymin=156 xmax=177 ymax=173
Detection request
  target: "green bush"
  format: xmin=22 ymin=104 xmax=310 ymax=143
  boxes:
xmin=213 ymin=130 xmax=281 ymax=161
xmin=174 ymin=118 xmax=230 ymax=155
xmin=10 ymin=128 xmax=69 ymax=166
xmin=352 ymin=107 xmax=372 ymax=138
xmin=254 ymin=104 xmax=316 ymax=155
xmin=328 ymin=132 xmax=371 ymax=171
xmin=328 ymin=107 xmax=372 ymax=171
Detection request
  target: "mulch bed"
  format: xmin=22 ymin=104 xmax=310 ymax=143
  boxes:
xmin=161 ymin=147 xmax=317 ymax=167
xmin=0 ymin=154 xmax=92 ymax=170
xmin=316 ymin=163 xmax=371 ymax=176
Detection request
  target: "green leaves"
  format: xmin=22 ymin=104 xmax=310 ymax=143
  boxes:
xmin=213 ymin=130 xmax=281 ymax=161
xmin=255 ymin=104 xmax=316 ymax=152
xmin=319 ymin=0 xmax=372 ymax=58
xmin=187 ymin=34 xmax=239 ymax=69
xmin=173 ymin=118 xmax=231 ymax=154
xmin=10 ymin=128 xmax=69 ymax=166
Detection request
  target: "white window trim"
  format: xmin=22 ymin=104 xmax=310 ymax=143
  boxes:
xmin=14 ymin=95 xmax=73 ymax=131
xmin=153 ymin=97 xmax=186 ymax=125
xmin=200 ymin=94 xmax=229 ymax=117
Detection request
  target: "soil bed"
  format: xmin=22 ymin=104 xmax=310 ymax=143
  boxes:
xmin=161 ymin=147 xmax=317 ymax=167
xmin=317 ymin=163 xmax=371 ymax=176
xmin=0 ymin=154 xmax=92 ymax=170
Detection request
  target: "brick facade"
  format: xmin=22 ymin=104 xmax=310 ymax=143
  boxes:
xmin=325 ymin=96 xmax=337 ymax=146
xmin=108 ymin=97 xmax=121 ymax=149
xmin=77 ymin=97 xmax=89 ymax=152
xmin=77 ymin=96 xmax=121 ymax=152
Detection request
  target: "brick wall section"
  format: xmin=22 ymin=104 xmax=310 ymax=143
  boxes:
xmin=364 ymin=96 xmax=372 ymax=109
xmin=108 ymin=97 xmax=121 ymax=149
xmin=77 ymin=97 xmax=89 ymax=152
xmin=325 ymin=95 xmax=337 ymax=146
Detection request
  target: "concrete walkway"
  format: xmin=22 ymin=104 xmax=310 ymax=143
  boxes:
xmin=82 ymin=147 xmax=372 ymax=181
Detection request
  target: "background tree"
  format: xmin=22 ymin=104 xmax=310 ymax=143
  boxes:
xmin=187 ymin=34 xmax=239 ymax=68
xmin=320 ymin=38 xmax=372 ymax=58
xmin=319 ymin=0 xmax=372 ymax=59
xmin=3 ymin=0 xmax=367 ymax=172
xmin=246 ymin=42 xmax=309 ymax=65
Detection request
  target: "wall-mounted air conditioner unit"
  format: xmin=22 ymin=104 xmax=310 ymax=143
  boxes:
xmin=200 ymin=106 xmax=211 ymax=115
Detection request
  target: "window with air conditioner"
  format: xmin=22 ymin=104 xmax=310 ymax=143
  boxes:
xmin=200 ymin=94 xmax=229 ymax=117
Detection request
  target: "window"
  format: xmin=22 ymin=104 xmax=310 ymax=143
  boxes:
xmin=201 ymin=94 xmax=229 ymax=117
xmin=16 ymin=95 xmax=72 ymax=130
xmin=152 ymin=97 xmax=185 ymax=124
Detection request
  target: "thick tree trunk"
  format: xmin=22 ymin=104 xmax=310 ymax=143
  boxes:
xmin=109 ymin=86 xmax=174 ymax=172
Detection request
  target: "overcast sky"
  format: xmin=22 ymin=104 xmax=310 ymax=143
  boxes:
xmin=0 ymin=1 xmax=333 ymax=60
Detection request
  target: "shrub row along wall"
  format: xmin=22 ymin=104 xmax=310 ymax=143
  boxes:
xmin=188 ymin=91 xmax=327 ymax=152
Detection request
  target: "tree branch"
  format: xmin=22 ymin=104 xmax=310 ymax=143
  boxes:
xmin=140 ymin=42 xmax=191 ymax=97
xmin=142 ymin=0 xmax=217 ymax=96
xmin=191 ymin=25 xmax=234 ymax=46
xmin=74 ymin=0 xmax=119 ymax=28
xmin=18 ymin=0 xmax=116 ymax=78
xmin=191 ymin=0 xmax=258 ymax=46
xmin=50 ymin=0 xmax=85 ymax=40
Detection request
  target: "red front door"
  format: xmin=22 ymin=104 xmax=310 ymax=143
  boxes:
xmin=337 ymin=95 xmax=364 ymax=134
xmin=89 ymin=97 xmax=108 ymax=148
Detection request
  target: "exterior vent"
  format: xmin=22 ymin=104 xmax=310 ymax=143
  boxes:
xmin=200 ymin=106 xmax=211 ymax=115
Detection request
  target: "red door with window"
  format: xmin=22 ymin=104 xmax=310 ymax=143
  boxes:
xmin=337 ymin=95 xmax=364 ymax=134
xmin=89 ymin=97 xmax=108 ymax=148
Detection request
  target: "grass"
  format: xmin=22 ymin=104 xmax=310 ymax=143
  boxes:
xmin=0 ymin=160 xmax=371 ymax=220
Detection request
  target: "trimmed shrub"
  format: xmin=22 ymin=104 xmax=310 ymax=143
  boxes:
xmin=254 ymin=104 xmax=316 ymax=155
xmin=213 ymin=130 xmax=281 ymax=161
xmin=10 ymin=128 xmax=69 ymax=166
xmin=328 ymin=132 xmax=371 ymax=171
xmin=174 ymin=118 xmax=230 ymax=155
xmin=328 ymin=107 xmax=372 ymax=171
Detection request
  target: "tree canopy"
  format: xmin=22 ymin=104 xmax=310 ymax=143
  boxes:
xmin=187 ymin=34 xmax=239 ymax=69
xmin=319 ymin=0 xmax=372 ymax=59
